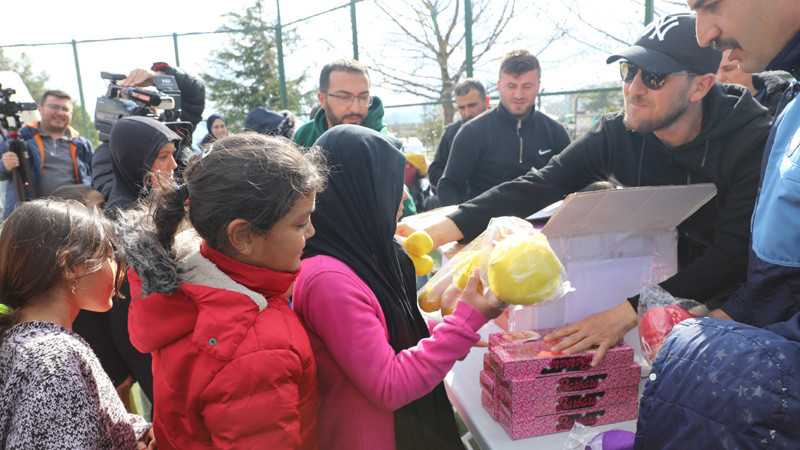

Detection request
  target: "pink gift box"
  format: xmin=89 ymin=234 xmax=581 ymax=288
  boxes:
xmin=481 ymin=387 xmax=501 ymax=420
xmin=483 ymin=352 xmax=492 ymax=372
xmin=496 ymin=383 xmax=639 ymax=418
xmin=497 ymin=399 xmax=639 ymax=440
xmin=497 ymin=363 xmax=641 ymax=398
xmin=488 ymin=329 xmax=550 ymax=348
xmin=480 ymin=369 xmax=497 ymax=396
xmin=489 ymin=339 xmax=634 ymax=381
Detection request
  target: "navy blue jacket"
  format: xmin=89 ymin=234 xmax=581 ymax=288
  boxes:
xmin=0 ymin=121 xmax=93 ymax=219
xmin=721 ymin=30 xmax=800 ymax=326
xmin=635 ymin=318 xmax=800 ymax=448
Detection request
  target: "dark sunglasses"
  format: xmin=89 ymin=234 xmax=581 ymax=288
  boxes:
xmin=619 ymin=61 xmax=696 ymax=90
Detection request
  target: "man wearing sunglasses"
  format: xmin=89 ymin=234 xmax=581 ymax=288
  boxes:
xmin=293 ymin=59 xmax=389 ymax=148
xmin=0 ymin=89 xmax=94 ymax=219
xmin=399 ymin=13 xmax=772 ymax=365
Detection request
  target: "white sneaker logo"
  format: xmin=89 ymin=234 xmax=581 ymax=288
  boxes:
xmin=538 ymin=149 xmax=552 ymax=155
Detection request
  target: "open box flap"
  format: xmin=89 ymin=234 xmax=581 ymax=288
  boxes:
xmin=539 ymin=184 xmax=717 ymax=238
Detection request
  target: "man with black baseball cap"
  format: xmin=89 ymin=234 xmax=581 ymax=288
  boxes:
xmin=398 ymin=13 xmax=773 ymax=365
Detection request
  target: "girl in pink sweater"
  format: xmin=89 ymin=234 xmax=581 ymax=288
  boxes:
xmin=293 ymin=125 xmax=503 ymax=450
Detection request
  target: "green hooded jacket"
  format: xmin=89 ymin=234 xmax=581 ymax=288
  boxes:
xmin=293 ymin=96 xmax=417 ymax=218
xmin=293 ymin=96 xmax=390 ymax=148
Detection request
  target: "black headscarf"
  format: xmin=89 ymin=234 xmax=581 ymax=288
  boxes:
xmin=304 ymin=125 xmax=462 ymax=450
xmin=200 ymin=113 xmax=226 ymax=145
xmin=107 ymin=116 xmax=181 ymax=213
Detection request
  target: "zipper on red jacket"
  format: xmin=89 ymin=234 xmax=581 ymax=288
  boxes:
xmin=517 ymin=119 xmax=523 ymax=163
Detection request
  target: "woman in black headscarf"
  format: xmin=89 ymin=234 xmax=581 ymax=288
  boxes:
xmin=107 ymin=116 xmax=181 ymax=213
xmin=292 ymin=125 xmax=501 ymax=450
xmin=199 ymin=113 xmax=227 ymax=146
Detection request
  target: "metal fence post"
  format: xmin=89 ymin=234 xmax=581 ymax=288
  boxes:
xmin=173 ymin=33 xmax=181 ymax=66
xmin=465 ymin=0 xmax=473 ymax=78
xmin=351 ymin=0 xmax=359 ymax=60
xmin=644 ymin=0 xmax=654 ymax=25
xmin=276 ymin=0 xmax=288 ymax=109
xmin=71 ymin=40 xmax=89 ymax=127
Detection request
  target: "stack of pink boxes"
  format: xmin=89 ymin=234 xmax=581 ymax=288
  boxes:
xmin=480 ymin=328 xmax=640 ymax=439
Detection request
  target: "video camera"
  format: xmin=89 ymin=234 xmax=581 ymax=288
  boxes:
xmin=0 ymin=84 xmax=40 ymax=204
xmin=94 ymin=71 xmax=189 ymax=142
xmin=0 ymin=85 xmax=37 ymax=130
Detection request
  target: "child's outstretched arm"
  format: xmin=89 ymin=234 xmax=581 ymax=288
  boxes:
xmin=296 ymin=263 xmax=497 ymax=411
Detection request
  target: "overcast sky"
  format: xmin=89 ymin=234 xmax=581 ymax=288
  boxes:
xmin=1 ymin=0 xmax=690 ymax=128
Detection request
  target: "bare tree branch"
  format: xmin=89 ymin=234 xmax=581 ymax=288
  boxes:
xmin=374 ymin=0 xmax=520 ymax=122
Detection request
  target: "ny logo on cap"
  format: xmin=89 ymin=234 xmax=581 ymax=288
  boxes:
xmin=644 ymin=15 xmax=680 ymax=42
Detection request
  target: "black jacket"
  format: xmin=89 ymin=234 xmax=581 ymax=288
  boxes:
xmin=752 ymin=72 xmax=791 ymax=116
xmin=449 ymin=83 xmax=772 ymax=309
xmin=437 ymin=103 xmax=570 ymax=206
xmin=428 ymin=119 xmax=463 ymax=189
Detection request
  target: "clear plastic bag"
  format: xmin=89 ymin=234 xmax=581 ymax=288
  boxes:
xmin=416 ymin=216 xmax=572 ymax=316
xmin=638 ymin=284 xmax=708 ymax=365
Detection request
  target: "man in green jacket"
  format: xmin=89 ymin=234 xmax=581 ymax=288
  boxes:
xmin=293 ymin=59 xmax=390 ymax=148
xmin=295 ymin=59 xmax=418 ymax=217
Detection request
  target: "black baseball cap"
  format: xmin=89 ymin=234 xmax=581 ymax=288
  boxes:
xmin=606 ymin=13 xmax=721 ymax=75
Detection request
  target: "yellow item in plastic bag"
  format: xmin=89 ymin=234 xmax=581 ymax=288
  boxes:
xmin=453 ymin=251 xmax=480 ymax=290
xmin=440 ymin=284 xmax=462 ymax=316
xmin=488 ymin=234 xmax=560 ymax=304
xmin=404 ymin=231 xmax=434 ymax=257
xmin=418 ymin=288 xmax=441 ymax=313
xmin=409 ymin=254 xmax=434 ymax=276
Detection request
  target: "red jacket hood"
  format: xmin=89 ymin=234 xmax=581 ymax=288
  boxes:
xmin=128 ymin=241 xmax=298 ymax=359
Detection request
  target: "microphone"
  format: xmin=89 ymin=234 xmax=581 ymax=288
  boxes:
xmin=121 ymin=88 xmax=162 ymax=107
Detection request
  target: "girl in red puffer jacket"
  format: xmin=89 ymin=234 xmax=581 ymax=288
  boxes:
xmin=117 ymin=133 xmax=327 ymax=449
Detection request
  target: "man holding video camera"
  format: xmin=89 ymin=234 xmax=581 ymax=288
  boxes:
xmin=0 ymin=89 xmax=94 ymax=219
xmin=91 ymin=62 xmax=205 ymax=200
xmin=118 ymin=62 xmax=205 ymax=129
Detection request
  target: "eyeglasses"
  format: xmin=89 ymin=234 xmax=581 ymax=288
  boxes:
xmin=323 ymin=92 xmax=373 ymax=107
xmin=43 ymin=103 xmax=72 ymax=113
xmin=619 ymin=61 xmax=697 ymax=91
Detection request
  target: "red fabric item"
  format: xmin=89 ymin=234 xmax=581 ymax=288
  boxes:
xmin=640 ymin=304 xmax=696 ymax=361
xmin=128 ymin=244 xmax=318 ymax=449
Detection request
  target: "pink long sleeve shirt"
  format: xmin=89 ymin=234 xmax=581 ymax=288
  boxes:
xmin=292 ymin=255 xmax=488 ymax=450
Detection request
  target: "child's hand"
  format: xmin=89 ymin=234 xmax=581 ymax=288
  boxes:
xmin=137 ymin=427 xmax=157 ymax=449
xmin=459 ymin=268 xmax=506 ymax=320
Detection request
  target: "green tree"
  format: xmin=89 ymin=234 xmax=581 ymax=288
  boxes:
xmin=202 ymin=1 xmax=312 ymax=131
xmin=373 ymin=0 xmax=520 ymax=124
xmin=70 ymin=103 xmax=99 ymax=147
xmin=0 ymin=48 xmax=49 ymax=103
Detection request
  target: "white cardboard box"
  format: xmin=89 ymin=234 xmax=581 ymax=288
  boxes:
xmin=511 ymin=184 xmax=717 ymax=366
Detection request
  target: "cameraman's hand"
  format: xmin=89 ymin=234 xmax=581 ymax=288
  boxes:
xmin=2 ymin=151 xmax=19 ymax=171
xmin=119 ymin=69 xmax=156 ymax=88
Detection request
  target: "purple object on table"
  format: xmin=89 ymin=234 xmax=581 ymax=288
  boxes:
xmin=586 ymin=430 xmax=635 ymax=450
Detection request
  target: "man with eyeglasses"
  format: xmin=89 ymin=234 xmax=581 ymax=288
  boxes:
xmin=399 ymin=13 xmax=772 ymax=365
xmin=437 ymin=50 xmax=571 ymax=207
xmin=293 ymin=59 xmax=389 ymax=148
xmin=0 ymin=89 xmax=94 ymax=219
